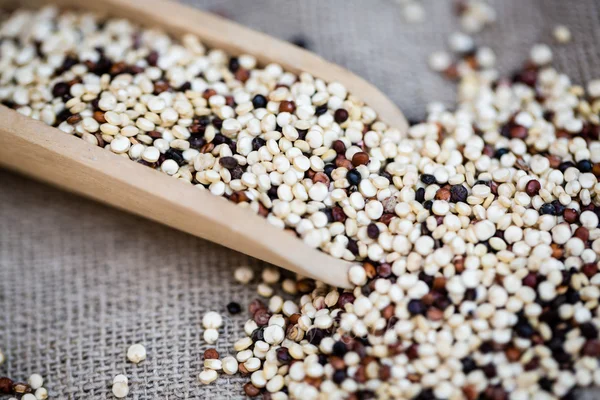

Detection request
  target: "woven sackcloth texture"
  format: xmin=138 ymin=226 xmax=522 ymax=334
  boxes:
xmin=0 ymin=0 xmax=599 ymax=399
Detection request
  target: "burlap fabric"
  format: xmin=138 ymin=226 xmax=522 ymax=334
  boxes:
xmin=0 ymin=0 xmax=599 ymax=398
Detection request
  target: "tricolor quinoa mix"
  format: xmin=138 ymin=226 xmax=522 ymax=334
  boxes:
xmin=1 ymin=4 xmax=600 ymax=400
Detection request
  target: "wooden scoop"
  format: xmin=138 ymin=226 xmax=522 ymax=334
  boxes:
xmin=0 ymin=0 xmax=408 ymax=288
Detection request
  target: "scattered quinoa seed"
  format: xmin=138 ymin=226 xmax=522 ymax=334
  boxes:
xmin=111 ymin=382 xmax=129 ymax=398
xmin=27 ymin=375 xmax=43 ymax=391
xmin=203 ymin=329 xmax=219 ymax=344
xmin=126 ymin=344 xmax=147 ymax=364
xmin=553 ymin=24 xmax=572 ymax=43
xmin=234 ymin=266 xmax=254 ymax=285
xmin=34 ymin=387 xmax=48 ymax=400
xmin=226 ymin=301 xmax=242 ymax=314
xmin=203 ymin=348 xmax=219 ymax=360
xmin=202 ymin=312 xmax=223 ymax=329
xmin=198 ymin=369 xmax=218 ymax=385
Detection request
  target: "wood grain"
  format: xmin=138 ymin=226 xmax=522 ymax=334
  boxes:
xmin=0 ymin=106 xmax=353 ymax=287
xmin=0 ymin=0 xmax=408 ymax=287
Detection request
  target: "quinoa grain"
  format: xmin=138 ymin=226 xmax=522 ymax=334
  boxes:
xmin=2 ymin=5 xmax=600 ymax=400
xmin=126 ymin=344 xmax=146 ymax=364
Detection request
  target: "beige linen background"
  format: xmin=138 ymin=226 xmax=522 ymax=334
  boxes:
xmin=1 ymin=0 xmax=599 ymax=398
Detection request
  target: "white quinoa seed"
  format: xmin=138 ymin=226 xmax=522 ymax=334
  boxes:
xmin=160 ymin=159 xmax=179 ymax=175
xmin=34 ymin=388 xmax=48 ymax=400
xmin=126 ymin=343 xmax=147 ymax=364
xmin=448 ymin=32 xmax=474 ymax=53
xmin=530 ymin=43 xmax=553 ymax=65
xmin=234 ymin=266 xmax=254 ymax=284
xmin=402 ymin=1 xmax=425 ymax=24
xmin=27 ymin=374 xmax=43 ymax=390
xmin=202 ymin=311 xmax=223 ymax=329
xmin=428 ymin=51 xmax=452 ymax=72
xmin=198 ymin=369 xmax=218 ymax=385
xmin=553 ymin=25 xmax=572 ymax=44
xmin=204 ymin=359 xmax=222 ymax=370
xmin=112 ymin=382 xmax=129 ymax=398
xmin=203 ymin=328 xmax=219 ymax=344
xmin=587 ymin=79 xmax=600 ymax=98
xmin=222 ymin=356 xmax=239 ymax=375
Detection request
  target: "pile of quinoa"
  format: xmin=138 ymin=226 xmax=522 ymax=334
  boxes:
xmin=1 ymin=5 xmax=600 ymax=400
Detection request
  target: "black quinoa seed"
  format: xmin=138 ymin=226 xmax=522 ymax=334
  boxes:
xmin=482 ymin=364 xmax=497 ymax=378
xmin=228 ymin=57 xmax=240 ymax=72
xmin=347 ymin=169 xmax=362 ymax=185
xmin=276 ymin=347 xmax=292 ymax=364
xmin=450 ymin=185 xmax=468 ymax=203
xmin=577 ymin=159 xmax=593 ymax=172
xmin=366 ymin=223 xmax=380 ymax=239
xmin=539 ymin=203 xmax=556 ymax=215
xmin=227 ymin=301 xmax=242 ymax=314
xmin=324 ymin=164 xmax=336 ymax=178
xmin=252 ymin=137 xmax=266 ymax=151
xmin=230 ymin=166 xmax=244 ymax=180
xmin=92 ymin=56 xmax=112 ymax=75
xmin=347 ymin=239 xmax=359 ymax=255
xmin=212 ymin=133 xmax=229 ymax=146
xmin=418 ymin=272 xmax=434 ymax=287
xmin=360 ymin=285 xmax=371 ymax=297
xmin=461 ymin=357 xmax=477 ymax=373
xmin=464 ymin=289 xmax=477 ymax=301
xmin=252 ymin=94 xmax=268 ymax=109
xmin=52 ymin=81 xmax=70 ymax=97
xmin=60 ymin=55 xmax=79 ymax=73
xmin=177 ymin=81 xmax=191 ymax=91
xmin=539 ymin=378 xmax=553 ymax=391
xmin=332 ymin=341 xmax=348 ymax=356
xmin=55 ymin=108 xmax=71 ymax=124
xmin=219 ymin=156 xmax=238 ymax=169
xmin=211 ymin=117 xmax=223 ymax=129
xmin=415 ymin=187 xmax=426 ymax=203
xmin=580 ymin=323 xmax=599 ymax=339
xmin=515 ymin=321 xmax=535 ymax=338
xmin=189 ymin=136 xmax=206 ymax=149
xmin=165 ymin=148 xmax=185 ymax=166
xmin=420 ymin=174 xmax=436 ymax=185
xmin=407 ymin=299 xmax=426 ymax=315
xmin=267 ymin=186 xmax=278 ymax=200
xmin=315 ymin=104 xmax=328 ymax=116
xmin=306 ymin=328 xmax=325 ymax=345
xmin=558 ymin=161 xmax=575 ymax=173
xmin=251 ymin=327 xmax=265 ymax=342
xmin=552 ymin=199 xmax=565 ymax=216
xmin=494 ymin=147 xmax=510 ymax=159
xmin=323 ymin=208 xmax=334 ymax=223
xmin=332 ymin=370 xmax=346 ymax=384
